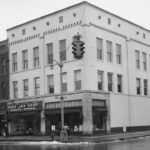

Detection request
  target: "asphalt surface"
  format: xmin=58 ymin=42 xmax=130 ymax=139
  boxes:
xmin=0 ymin=131 xmax=150 ymax=143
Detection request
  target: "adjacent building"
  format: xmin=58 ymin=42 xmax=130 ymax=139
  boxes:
xmin=7 ymin=1 xmax=150 ymax=135
xmin=0 ymin=40 xmax=9 ymax=134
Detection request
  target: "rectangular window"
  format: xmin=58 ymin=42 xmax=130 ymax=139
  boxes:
xmin=13 ymin=81 xmax=18 ymax=98
xmin=142 ymin=52 xmax=147 ymax=71
xmin=98 ymin=70 xmax=103 ymax=90
xmin=74 ymin=70 xmax=81 ymax=90
xmin=23 ymin=79 xmax=28 ymax=97
xmin=96 ymin=38 xmax=103 ymax=60
xmin=136 ymin=78 xmax=141 ymax=95
xmin=62 ymin=72 xmax=67 ymax=92
xmin=22 ymin=50 xmax=28 ymax=70
xmin=47 ymin=43 xmax=53 ymax=64
xmin=108 ymin=18 xmax=111 ymax=25
xmin=135 ymin=50 xmax=140 ymax=69
xmin=106 ymin=41 xmax=112 ymax=62
xmin=47 ymin=75 xmax=54 ymax=94
xmin=144 ymin=79 xmax=148 ymax=96
xmin=12 ymin=53 xmax=17 ymax=72
xmin=116 ymin=44 xmax=122 ymax=64
xmin=117 ymin=74 xmax=122 ymax=93
xmin=108 ymin=73 xmax=113 ymax=91
xmin=59 ymin=39 xmax=66 ymax=61
xmin=59 ymin=16 xmax=63 ymax=23
xmin=33 ymin=46 xmax=39 ymax=68
xmin=0 ymin=57 xmax=6 ymax=74
xmin=34 ymin=77 xmax=40 ymax=95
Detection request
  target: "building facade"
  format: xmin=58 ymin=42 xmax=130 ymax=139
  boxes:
xmin=7 ymin=2 xmax=150 ymax=135
xmin=0 ymin=40 xmax=9 ymax=134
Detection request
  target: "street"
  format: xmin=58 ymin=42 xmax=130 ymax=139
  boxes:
xmin=0 ymin=136 xmax=150 ymax=150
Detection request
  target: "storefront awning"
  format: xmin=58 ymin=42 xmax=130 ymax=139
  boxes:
xmin=93 ymin=107 xmax=107 ymax=112
xmin=8 ymin=111 xmax=40 ymax=117
xmin=45 ymin=107 xmax=82 ymax=115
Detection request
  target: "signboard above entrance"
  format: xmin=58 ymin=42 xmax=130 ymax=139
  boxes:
xmin=8 ymin=101 xmax=42 ymax=112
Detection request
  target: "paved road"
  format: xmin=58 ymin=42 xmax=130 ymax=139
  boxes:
xmin=0 ymin=136 xmax=150 ymax=150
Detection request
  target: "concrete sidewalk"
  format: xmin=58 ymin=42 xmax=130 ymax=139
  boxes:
xmin=0 ymin=131 xmax=150 ymax=143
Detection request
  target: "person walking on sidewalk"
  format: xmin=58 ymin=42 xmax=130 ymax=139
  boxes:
xmin=4 ymin=123 xmax=8 ymax=138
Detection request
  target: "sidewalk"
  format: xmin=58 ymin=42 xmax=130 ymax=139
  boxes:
xmin=0 ymin=131 xmax=150 ymax=143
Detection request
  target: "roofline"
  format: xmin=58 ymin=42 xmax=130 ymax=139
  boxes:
xmin=87 ymin=2 xmax=150 ymax=33
xmin=7 ymin=1 xmax=150 ymax=33
xmin=7 ymin=1 xmax=86 ymax=31
xmin=0 ymin=39 xmax=8 ymax=44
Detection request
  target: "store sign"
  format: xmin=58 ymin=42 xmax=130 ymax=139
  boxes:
xmin=8 ymin=101 xmax=42 ymax=112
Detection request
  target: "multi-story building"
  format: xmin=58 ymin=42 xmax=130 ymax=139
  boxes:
xmin=7 ymin=1 xmax=150 ymax=135
xmin=0 ymin=39 xmax=9 ymax=134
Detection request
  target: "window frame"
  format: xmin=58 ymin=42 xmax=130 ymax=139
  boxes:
xmin=96 ymin=37 xmax=103 ymax=60
xmin=33 ymin=46 xmax=39 ymax=68
xmin=106 ymin=41 xmax=113 ymax=62
xmin=74 ymin=69 xmax=81 ymax=91
xmin=22 ymin=50 xmax=28 ymax=70
xmin=47 ymin=74 xmax=54 ymax=94
xmin=34 ymin=77 xmax=40 ymax=96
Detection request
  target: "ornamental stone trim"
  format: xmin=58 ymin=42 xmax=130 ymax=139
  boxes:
xmin=9 ymin=20 xmax=82 ymax=47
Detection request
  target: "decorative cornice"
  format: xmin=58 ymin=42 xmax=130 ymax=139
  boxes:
xmin=89 ymin=22 xmax=127 ymax=39
xmin=130 ymin=38 xmax=150 ymax=47
xmin=9 ymin=20 xmax=82 ymax=47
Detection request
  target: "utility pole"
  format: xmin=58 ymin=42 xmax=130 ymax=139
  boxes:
xmin=50 ymin=59 xmax=67 ymax=142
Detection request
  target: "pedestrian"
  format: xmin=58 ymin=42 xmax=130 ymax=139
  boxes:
xmin=4 ymin=123 xmax=8 ymax=138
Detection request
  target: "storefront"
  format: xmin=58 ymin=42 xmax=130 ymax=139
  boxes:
xmin=45 ymin=100 xmax=82 ymax=135
xmin=92 ymin=99 xmax=107 ymax=134
xmin=0 ymin=102 xmax=7 ymax=135
xmin=8 ymin=101 xmax=42 ymax=135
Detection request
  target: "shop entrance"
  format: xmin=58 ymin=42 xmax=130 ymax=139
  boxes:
xmin=45 ymin=108 xmax=82 ymax=135
xmin=93 ymin=107 xmax=107 ymax=133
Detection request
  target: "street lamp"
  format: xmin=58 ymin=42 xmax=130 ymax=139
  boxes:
xmin=50 ymin=59 xmax=67 ymax=142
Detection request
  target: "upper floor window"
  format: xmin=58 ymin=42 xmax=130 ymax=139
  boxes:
xmin=47 ymin=75 xmax=54 ymax=94
xmin=1 ymin=82 xmax=6 ymax=99
xmin=142 ymin=52 xmax=147 ymax=71
xmin=107 ymin=73 xmax=113 ymax=91
xmin=98 ymin=70 xmax=104 ymax=91
xmin=117 ymin=74 xmax=122 ymax=93
xmin=106 ymin=41 xmax=112 ymax=62
xmin=12 ymin=53 xmax=17 ymax=72
xmin=108 ymin=18 xmax=111 ymax=25
xmin=33 ymin=46 xmax=39 ymax=68
xmin=22 ymin=50 xmax=28 ymax=70
xmin=13 ymin=81 xmax=18 ymax=99
xmin=62 ymin=72 xmax=67 ymax=92
xmin=47 ymin=43 xmax=53 ymax=65
xmin=135 ymin=50 xmax=140 ymax=69
xmin=144 ymin=79 xmax=148 ymax=96
xmin=136 ymin=78 xmax=141 ymax=95
xmin=23 ymin=79 xmax=28 ymax=97
xmin=143 ymin=33 xmax=146 ymax=39
xmin=108 ymin=73 xmax=113 ymax=92
xmin=0 ymin=57 xmax=6 ymax=74
xmin=116 ymin=44 xmax=122 ymax=64
xmin=22 ymin=29 xmax=26 ymax=35
xmin=74 ymin=70 xmax=81 ymax=90
xmin=96 ymin=38 xmax=103 ymax=60
xmin=34 ymin=77 xmax=40 ymax=96
xmin=59 ymin=39 xmax=66 ymax=61
xmin=59 ymin=16 xmax=63 ymax=23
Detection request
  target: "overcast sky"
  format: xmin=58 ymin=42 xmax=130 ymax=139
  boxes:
xmin=0 ymin=0 xmax=150 ymax=41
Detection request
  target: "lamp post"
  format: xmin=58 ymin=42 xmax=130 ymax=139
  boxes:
xmin=50 ymin=59 xmax=67 ymax=142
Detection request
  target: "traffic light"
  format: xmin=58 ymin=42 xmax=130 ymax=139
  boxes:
xmin=72 ymin=34 xmax=85 ymax=59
